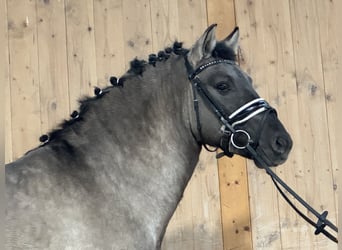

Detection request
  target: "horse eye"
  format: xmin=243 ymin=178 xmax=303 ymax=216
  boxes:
xmin=215 ymin=82 xmax=230 ymax=93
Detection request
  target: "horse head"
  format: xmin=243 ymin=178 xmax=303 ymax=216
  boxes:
xmin=186 ymin=24 xmax=292 ymax=167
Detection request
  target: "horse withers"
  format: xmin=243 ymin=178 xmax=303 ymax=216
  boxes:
xmin=5 ymin=25 xmax=292 ymax=249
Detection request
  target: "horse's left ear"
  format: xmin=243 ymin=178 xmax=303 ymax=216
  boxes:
xmin=220 ymin=27 xmax=240 ymax=54
xmin=187 ymin=24 xmax=217 ymax=67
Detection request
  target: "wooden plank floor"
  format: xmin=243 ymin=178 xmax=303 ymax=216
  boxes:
xmin=4 ymin=0 xmax=339 ymax=249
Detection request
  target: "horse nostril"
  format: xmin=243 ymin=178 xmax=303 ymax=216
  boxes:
xmin=273 ymin=137 xmax=289 ymax=154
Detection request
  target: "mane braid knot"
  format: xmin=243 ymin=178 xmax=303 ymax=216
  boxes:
xmin=148 ymin=54 xmax=157 ymax=66
xmin=39 ymin=134 xmax=49 ymax=144
xmin=129 ymin=58 xmax=146 ymax=75
xmin=165 ymin=47 xmax=173 ymax=54
xmin=157 ymin=51 xmax=169 ymax=61
xmin=70 ymin=110 xmax=80 ymax=119
xmin=173 ymin=41 xmax=188 ymax=55
xmin=94 ymin=87 xmax=109 ymax=98
xmin=110 ymin=76 xmax=124 ymax=87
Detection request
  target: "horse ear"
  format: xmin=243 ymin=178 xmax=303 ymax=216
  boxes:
xmin=187 ymin=24 xmax=217 ymax=67
xmin=220 ymin=27 xmax=239 ymax=54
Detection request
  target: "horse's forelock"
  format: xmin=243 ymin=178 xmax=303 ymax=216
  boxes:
xmin=212 ymin=42 xmax=236 ymax=61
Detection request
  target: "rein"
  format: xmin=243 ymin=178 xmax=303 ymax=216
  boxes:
xmin=186 ymin=58 xmax=338 ymax=243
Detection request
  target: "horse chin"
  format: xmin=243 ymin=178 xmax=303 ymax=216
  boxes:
xmin=254 ymin=147 xmax=288 ymax=168
xmin=229 ymin=146 xmax=285 ymax=168
xmin=253 ymin=157 xmax=277 ymax=169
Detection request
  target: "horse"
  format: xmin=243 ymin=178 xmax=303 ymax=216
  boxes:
xmin=5 ymin=24 xmax=292 ymax=249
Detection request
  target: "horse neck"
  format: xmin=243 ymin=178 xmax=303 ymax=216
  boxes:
xmin=83 ymin=54 xmax=200 ymax=159
xmin=47 ymin=54 xmax=201 ymax=240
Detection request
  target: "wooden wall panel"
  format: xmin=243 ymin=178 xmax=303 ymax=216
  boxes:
xmin=2 ymin=0 xmax=12 ymax=163
xmin=93 ymin=0 xmax=125 ymax=85
xmin=0 ymin=0 xmax=5 ymax=235
xmin=177 ymin=0 xmax=207 ymax=46
xmin=4 ymin=0 xmax=339 ymax=249
xmin=315 ymin=0 xmax=339 ymax=209
xmin=235 ymin=1 xmax=284 ymax=248
xmin=207 ymin=0 xmax=236 ymax=40
xmin=150 ymin=0 xmax=179 ymax=49
xmin=162 ymin=1 xmax=223 ymax=249
xmin=288 ymin=0 xmax=337 ymax=248
xmin=36 ymin=0 xmax=70 ymax=134
xmin=235 ymin=0 xmax=339 ymax=249
xmin=163 ymin=153 xmax=223 ymax=250
xmin=207 ymin=0 xmax=253 ymax=249
xmin=65 ymin=0 xmax=98 ymax=110
xmin=122 ymin=0 xmax=153 ymax=62
xmin=7 ymin=0 xmax=41 ymax=160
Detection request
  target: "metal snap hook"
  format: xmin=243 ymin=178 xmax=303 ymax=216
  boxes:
xmin=230 ymin=130 xmax=251 ymax=149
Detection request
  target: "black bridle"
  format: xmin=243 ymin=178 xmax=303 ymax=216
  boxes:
xmin=186 ymin=58 xmax=338 ymax=243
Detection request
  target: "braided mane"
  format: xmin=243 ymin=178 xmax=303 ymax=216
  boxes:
xmin=35 ymin=41 xmax=236 ymax=149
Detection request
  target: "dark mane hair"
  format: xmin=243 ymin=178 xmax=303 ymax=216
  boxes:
xmin=33 ymin=41 xmax=236 ymax=150
xmin=125 ymin=41 xmax=189 ymax=77
xmin=213 ymin=42 xmax=236 ymax=60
